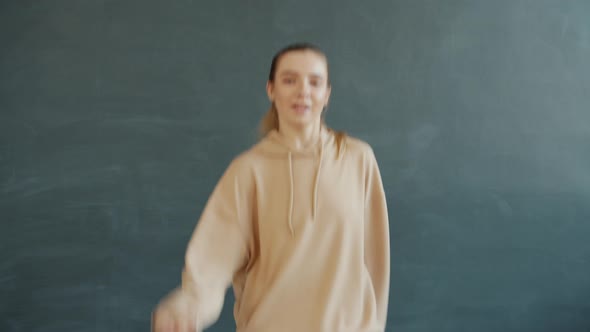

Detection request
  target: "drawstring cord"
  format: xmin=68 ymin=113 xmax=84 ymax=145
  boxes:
xmin=286 ymin=129 xmax=326 ymax=237
xmin=312 ymin=145 xmax=324 ymax=221
xmin=288 ymin=152 xmax=295 ymax=237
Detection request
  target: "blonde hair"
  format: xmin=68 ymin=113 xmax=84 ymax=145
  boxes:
xmin=259 ymin=103 xmax=280 ymax=137
xmin=258 ymin=43 xmax=347 ymax=156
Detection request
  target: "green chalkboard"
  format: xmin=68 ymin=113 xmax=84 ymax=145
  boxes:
xmin=1 ymin=1 xmax=589 ymax=331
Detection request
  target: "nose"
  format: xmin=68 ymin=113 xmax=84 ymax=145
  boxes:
xmin=298 ymin=80 xmax=311 ymax=97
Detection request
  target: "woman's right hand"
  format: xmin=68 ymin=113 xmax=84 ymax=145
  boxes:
xmin=151 ymin=305 xmax=175 ymax=332
xmin=151 ymin=290 xmax=198 ymax=332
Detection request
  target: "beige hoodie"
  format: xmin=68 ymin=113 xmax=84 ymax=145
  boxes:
xmin=156 ymin=126 xmax=390 ymax=332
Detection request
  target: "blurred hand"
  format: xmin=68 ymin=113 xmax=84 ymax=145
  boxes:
xmin=152 ymin=305 xmax=195 ymax=332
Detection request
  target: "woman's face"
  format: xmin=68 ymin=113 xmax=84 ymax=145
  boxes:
xmin=267 ymin=50 xmax=331 ymax=131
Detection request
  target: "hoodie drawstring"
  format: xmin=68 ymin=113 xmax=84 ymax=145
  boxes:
xmin=287 ymin=144 xmax=324 ymax=237
xmin=288 ymin=152 xmax=295 ymax=237
xmin=312 ymin=145 xmax=324 ymax=221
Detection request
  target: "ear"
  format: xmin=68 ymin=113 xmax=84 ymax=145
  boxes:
xmin=266 ymin=81 xmax=274 ymax=101
xmin=324 ymin=84 xmax=332 ymax=107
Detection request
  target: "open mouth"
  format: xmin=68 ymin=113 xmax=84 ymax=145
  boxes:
xmin=292 ymin=104 xmax=311 ymax=113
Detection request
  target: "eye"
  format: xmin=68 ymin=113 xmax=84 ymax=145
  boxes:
xmin=310 ymin=79 xmax=320 ymax=87
xmin=283 ymin=77 xmax=295 ymax=84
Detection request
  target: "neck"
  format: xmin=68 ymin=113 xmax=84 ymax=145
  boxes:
xmin=278 ymin=121 xmax=322 ymax=150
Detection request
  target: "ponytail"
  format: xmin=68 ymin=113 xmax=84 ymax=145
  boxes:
xmin=258 ymin=103 xmax=279 ymax=138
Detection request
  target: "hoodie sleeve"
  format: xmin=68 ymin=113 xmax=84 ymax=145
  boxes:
xmin=155 ymin=157 xmax=252 ymax=331
xmin=364 ymin=147 xmax=391 ymax=328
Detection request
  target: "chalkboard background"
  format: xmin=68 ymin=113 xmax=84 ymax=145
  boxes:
xmin=1 ymin=1 xmax=589 ymax=331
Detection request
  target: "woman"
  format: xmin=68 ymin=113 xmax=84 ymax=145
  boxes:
xmin=152 ymin=43 xmax=390 ymax=332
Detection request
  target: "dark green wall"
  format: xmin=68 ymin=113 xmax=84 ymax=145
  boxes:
xmin=1 ymin=1 xmax=589 ymax=331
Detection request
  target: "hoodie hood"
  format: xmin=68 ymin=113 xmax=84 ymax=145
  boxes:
xmin=258 ymin=125 xmax=333 ymax=157
xmin=255 ymin=126 xmax=334 ymax=237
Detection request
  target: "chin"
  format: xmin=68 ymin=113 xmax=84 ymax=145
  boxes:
xmin=291 ymin=117 xmax=320 ymax=129
xmin=278 ymin=109 xmax=321 ymax=129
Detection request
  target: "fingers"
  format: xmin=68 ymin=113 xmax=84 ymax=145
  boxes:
xmin=152 ymin=308 xmax=176 ymax=332
xmin=152 ymin=309 xmax=196 ymax=332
